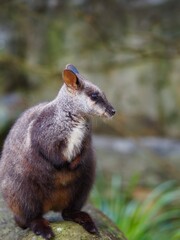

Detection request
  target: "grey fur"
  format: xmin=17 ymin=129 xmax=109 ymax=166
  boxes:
xmin=0 ymin=64 xmax=115 ymax=239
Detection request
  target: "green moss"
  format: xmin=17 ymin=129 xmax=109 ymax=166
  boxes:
xmin=23 ymin=222 xmax=99 ymax=240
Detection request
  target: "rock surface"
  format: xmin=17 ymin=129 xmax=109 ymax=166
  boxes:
xmin=0 ymin=193 xmax=127 ymax=240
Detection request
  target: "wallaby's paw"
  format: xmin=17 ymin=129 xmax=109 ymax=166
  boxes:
xmin=30 ymin=218 xmax=55 ymax=240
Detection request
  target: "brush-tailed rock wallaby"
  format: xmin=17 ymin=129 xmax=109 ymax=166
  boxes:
xmin=0 ymin=64 xmax=116 ymax=239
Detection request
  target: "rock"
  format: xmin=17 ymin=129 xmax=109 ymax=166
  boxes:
xmin=0 ymin=193 xmax=127 ymax=240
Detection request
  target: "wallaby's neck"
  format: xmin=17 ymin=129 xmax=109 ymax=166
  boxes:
xmin=53 ymin=84 xmax=89 ymax=125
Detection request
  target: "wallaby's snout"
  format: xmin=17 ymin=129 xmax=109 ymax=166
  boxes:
xmin=105 ymin=105 xmax=116 ymax=118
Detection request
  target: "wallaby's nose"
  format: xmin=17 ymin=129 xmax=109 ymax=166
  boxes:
xmin=110 ymin=108 xmax=116 ymax=116
xmin=106 ymin=106 xmax=116 ymax=117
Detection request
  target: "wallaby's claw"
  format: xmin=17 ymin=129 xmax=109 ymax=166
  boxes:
xmin=30 ymin=218 xmax=55 ymax=240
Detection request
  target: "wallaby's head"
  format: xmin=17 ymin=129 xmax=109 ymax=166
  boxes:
xmin=60 ymin=64 xmax=116 ymax=118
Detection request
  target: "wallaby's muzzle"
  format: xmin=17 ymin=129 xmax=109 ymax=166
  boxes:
xmin=104 ymin=105 xmax=116 ymax=118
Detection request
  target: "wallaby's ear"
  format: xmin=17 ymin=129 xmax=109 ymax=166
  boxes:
xmin=63 ymin=69 xmax=79 ymax=90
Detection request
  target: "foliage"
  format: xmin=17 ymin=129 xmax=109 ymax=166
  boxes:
xmin=91 ymin=175 xmax=180 ymax=240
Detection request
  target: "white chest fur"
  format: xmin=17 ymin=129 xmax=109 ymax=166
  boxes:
xmin=63 ymin=120 xmax=86 ymax=162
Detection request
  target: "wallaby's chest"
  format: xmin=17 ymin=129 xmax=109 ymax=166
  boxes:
xmin=63 ymin=120 xmax=87 ymax=162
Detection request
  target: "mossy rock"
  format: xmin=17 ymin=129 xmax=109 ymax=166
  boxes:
xmin=0 ymin=193 xmax=127 ymax=240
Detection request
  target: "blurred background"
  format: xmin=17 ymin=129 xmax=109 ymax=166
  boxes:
xmin=0 ymin=0 xmax=179 ymax=239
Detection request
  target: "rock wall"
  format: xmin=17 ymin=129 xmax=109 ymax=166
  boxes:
xmin=0 ymin=0 xmax=180 ymax=139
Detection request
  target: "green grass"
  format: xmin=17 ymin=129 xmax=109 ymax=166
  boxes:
xmin=91 ymin=175 xmax=180 ymax=240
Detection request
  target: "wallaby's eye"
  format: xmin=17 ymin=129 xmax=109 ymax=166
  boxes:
xmin=90 ymin=92 xmax=99 ymax=101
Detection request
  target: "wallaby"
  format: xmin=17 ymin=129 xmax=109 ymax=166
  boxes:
xmin=0 ymin=64 xmax=115 ymax=240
